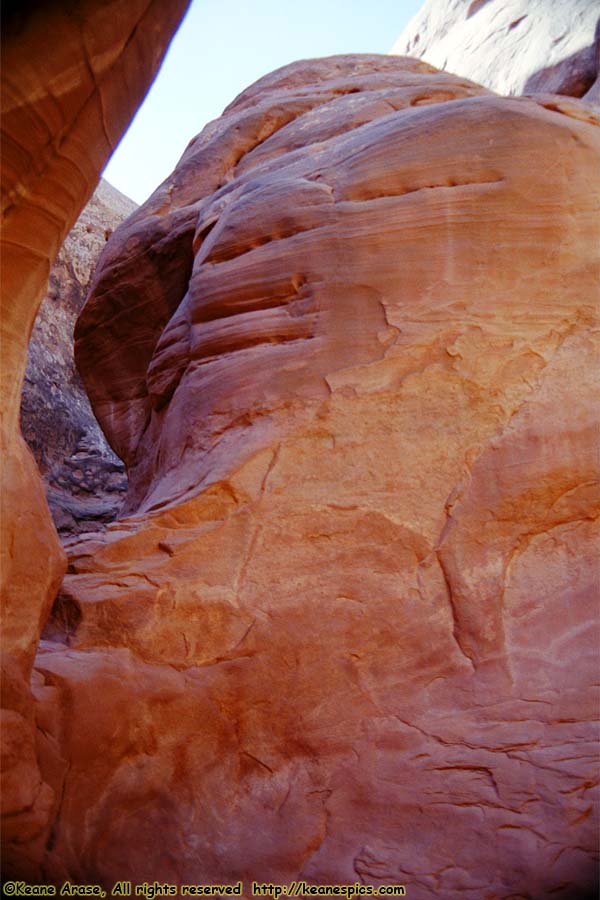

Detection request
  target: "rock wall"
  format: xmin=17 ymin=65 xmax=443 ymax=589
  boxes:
xmin=21 ymin=179 xmax=135 ymax=536
xmin=0 ymin=0 xmax=190 ymax=878
xmin=392 ymin=0 xmax=600 ymax=103
xmin=30 ymin=56 xmax=598 ymax=897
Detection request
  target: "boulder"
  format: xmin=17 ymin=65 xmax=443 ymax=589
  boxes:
xmin=35 ymin=55 xmax=599 ymax=896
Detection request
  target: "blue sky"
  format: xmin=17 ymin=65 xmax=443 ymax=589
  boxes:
xmin=103 ymin=0 xmax=424 ymax=203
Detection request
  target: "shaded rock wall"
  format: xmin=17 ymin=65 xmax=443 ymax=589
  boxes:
xmin=21 ymin=179 xmax=135 ymax=536
xmin=34 ymin=56 xmax=599 ymax=897
xmin=392 ymin=0 xmax=600 ymax=103
xmin=0 ymin=0 xmax=190 ymax=878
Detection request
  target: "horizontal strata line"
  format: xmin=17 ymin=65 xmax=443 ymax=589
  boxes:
xmin=188 ymin=333 xmax=318 ymax=367
xmin=201 ymin=220 xmax=328 ymax=266
xmin=192 ymin=319 xmax=317 ymax=359
xmin=335 ymin=176 xmax=505 ymax=203
xmin=192 ymin=290 xmax=308 ymax=325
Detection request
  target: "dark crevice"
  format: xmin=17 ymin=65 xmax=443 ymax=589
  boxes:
xmin=466 ymin=0 xmax=492 ymax=18
xmin=508 ymin=15 xmax=527 ymax=31
xmin=41 ymin=589 xmax=82 ymax=645
xmin=338 ymin=175 xmax=504 ymax=205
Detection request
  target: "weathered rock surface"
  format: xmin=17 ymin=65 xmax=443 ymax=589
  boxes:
xmin=392 ymin=0 xmax=600 ymax=102
xmin=28 ymin=55 xmax=599 ymax=896
xmin=21 ymin=179 xmax=134 ymax=536
xmin=0 ymin=0 xmax=190 ymax=878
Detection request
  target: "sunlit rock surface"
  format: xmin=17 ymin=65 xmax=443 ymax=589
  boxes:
xmin=36 ymin=55 xmax=600 ymax=896
xmin=392 ymin=0 xmax=600 ymax=103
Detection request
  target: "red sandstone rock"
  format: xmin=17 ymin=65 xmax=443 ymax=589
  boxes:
xmin=392 ymin=0 xmax=600 ymax=102
xmin=38 ymin=55 xmax=599 ymax=896
xmin=0 ymin=0 xmax=190 ymax=877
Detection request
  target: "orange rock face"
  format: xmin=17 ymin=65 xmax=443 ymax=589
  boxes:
xmin=37 ymin=56 xmax=600 ymax=896
xmin=0 ymin=0 xmax=190 ymax=877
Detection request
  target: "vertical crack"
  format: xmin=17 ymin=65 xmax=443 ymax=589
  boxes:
xmin=433 ymin=550 xmax=476 ymax=671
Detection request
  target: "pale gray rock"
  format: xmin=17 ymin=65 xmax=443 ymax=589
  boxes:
xmin=392 ymin=0 xmax=599 ymax=102
xmin=20 ymin=180 xmax=136 ymax=536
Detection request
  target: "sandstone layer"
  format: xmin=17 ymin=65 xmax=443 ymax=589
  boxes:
xmin=392 ymin=0 xmax=600 ymax=103
xmin=21 ymin=179 xmax=135 ymax=536
xmin=31 ymin=55 xmax=599 ymax=897
xmin=1 ymin=0 xmax=190 ymax=877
